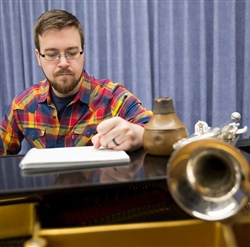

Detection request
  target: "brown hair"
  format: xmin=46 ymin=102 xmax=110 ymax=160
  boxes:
xmin=34 ymin=9 xmax=84 ymax=51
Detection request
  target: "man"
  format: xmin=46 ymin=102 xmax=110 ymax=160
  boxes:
xmin=0 ymin=9 xmax=152 ymax=156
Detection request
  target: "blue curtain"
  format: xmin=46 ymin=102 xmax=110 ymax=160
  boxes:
xmin=1 ymin=0 xmax=249 ymax=136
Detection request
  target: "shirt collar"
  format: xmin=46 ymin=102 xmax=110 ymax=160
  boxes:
xmin=38 ymin=71 xmax=92 ymax=105
xmin=38 ymin=80 xmax=51 ymax=104
xmin=73 ymin=71 xmax=91 ymax=104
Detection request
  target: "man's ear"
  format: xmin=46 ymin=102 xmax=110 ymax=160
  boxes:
xmin=35 ymin=49 xmax=42 ymax=66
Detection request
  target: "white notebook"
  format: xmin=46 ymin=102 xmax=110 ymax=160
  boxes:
xmin=19 ymin=146 xmax=130 ymax=170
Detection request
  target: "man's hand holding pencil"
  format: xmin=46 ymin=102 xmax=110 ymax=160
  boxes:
xmin=91 ymin=93 xmax=145 ymax=151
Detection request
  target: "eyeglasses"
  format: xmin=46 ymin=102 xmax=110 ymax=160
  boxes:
xmin=39 ymin=51 xmax=83 ymax=61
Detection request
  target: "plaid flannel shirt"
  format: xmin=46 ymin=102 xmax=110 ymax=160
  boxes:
xmin=0 ymin=71 xmax=152 ymax=156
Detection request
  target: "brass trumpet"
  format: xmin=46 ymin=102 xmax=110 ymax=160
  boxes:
xmin=167 ymin=112 xmax=250 ymax=221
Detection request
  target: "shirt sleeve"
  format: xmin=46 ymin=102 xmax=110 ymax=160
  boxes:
xmin=110 ymin=84 xmax=153 ymax=126
xmin=0 ymin=103 xmax=23 ymax=156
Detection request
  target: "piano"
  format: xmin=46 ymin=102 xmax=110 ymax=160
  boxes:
xmin=0 ymin=141 xmax=249 ymax=247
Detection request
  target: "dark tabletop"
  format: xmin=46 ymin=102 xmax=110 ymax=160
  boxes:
xmin=1 ymin=138 xmax=249 ymax=205
xmin=0 ymin=148 xmax=170 ymax=204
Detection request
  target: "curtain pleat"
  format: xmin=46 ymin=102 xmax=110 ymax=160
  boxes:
xmin=1 ymin=0 xmax=249 ymax=135
xmin=242 ymin=2 xmax=250 ymax=129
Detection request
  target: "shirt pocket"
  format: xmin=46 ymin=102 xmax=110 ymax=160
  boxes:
xmin=23 ymin=128 xmax=46 ymax=148
xmin=72 ymin=124 xmax=97 ymax=146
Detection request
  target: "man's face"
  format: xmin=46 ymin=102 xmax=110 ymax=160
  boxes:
xmin=35 ymin=26 xmax=84 ymax=97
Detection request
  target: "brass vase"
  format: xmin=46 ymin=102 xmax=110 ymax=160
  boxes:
xmin=142 ymin=97 xmax=188 ymax=156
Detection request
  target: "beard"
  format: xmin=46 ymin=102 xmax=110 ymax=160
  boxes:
xmin=45 ymin=69 xmax=82 ymax=95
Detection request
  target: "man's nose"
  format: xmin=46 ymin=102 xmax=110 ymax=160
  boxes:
xmin=58 ymin=55 xmax=69 ymax=66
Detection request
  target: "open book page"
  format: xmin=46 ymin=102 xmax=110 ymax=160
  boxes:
xmin=19 ymin=146 xmax=130 ymax=170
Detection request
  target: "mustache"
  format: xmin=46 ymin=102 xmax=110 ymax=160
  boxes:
xmin=54 ymin=69 xmax=75 ymax=76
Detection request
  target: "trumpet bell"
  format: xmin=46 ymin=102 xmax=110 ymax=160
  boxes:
xmin=167 ymin=138 xmax=250 ymax=221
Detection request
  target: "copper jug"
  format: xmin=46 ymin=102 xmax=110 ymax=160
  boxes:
xmin=142 ymin=97 xmax=188 ymax=156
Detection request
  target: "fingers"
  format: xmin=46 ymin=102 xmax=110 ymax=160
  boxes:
xmin=91 ymin=133 xmax=101 ymax=149
xmin=106 ymin=136 xmax=126 ymax=149
xmin=96 ymin=117 xmax=120 ymax=135
xmin=92 ymin=117 xmax=126 ymax=149
xmin=112 ymin=138 xmax=119 ymax=146
xmin=92 ymin=134 xmax=124 ymax=150
xmin=91 ymin=127 xmax=122 ymax=149
xmin=91 ymin=117 xmax=144 ymax=151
